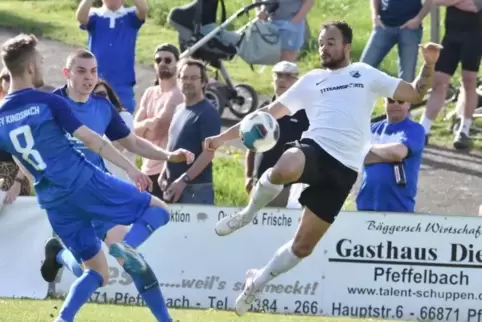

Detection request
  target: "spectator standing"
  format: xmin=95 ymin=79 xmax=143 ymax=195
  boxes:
xmin=0 ymin=68 xmax=31 ymax=203
xmin=160 ymin=59 xmax=221 ymax=204
xmin=254 ymin=0 xmax=314 ymax=62
xmin=419 ymin=2 xmax=482 ymax=149
xmin=245 ymin=61 xmax=308 ymax=207
xmin=94 ymin=79 xmax=137 ymax=182
xmin=134 ymin=44 xmax=183 ymax=199
xmin=361 ymin=0 xmax=432 ymax=82
xmin=357 ymin=98 xmax=425 ymax=212
xmin=76 ymin=0 xmax=149 ymax=114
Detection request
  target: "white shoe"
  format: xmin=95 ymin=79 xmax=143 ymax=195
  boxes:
xmin=234 ymin=269 xmax=262 ymax=316
xmin=215 ymin=211 xmax=254 ymax=236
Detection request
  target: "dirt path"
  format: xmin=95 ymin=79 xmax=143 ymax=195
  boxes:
xmin=1 ymin=29 xmax=480 ymax=216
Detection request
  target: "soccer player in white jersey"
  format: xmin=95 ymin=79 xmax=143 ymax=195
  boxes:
xmin=204 ymin=21 xmax=442 ymax=315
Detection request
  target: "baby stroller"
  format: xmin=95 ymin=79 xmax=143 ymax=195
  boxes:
xmin=168 ymin=0 xmax=279 ymax=118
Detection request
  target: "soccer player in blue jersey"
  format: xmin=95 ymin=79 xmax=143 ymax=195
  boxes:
xmin=0 ymin=34 xmax=190 ymax=322
xmin=38 ymin=49 xmax=190 ymax=321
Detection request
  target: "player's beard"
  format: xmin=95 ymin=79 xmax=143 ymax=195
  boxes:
xmin=321 ymin=51 xmax=346 ymax=69
xmin=158 ymin=70 xmax=174 ymax=80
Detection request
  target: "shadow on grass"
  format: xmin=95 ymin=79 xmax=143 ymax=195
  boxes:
xmin=0 ymin=10 xmax=57 ymax=37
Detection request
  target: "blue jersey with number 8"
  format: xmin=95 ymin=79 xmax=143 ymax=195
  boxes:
xmin=0 ymin=88 xmax=98 ymax=209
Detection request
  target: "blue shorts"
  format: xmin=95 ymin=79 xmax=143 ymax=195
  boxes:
xmin=46 ymin=170 xmax=151 ymax=263
xmin=92 ymin=220 xmax=117 ymax=241
xmin=272 ymin=19 xmax=306 ymax=52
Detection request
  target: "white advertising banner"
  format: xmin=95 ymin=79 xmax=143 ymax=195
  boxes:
xmin=319 ymin=212 xmax=482 ymax=322
xmin=0 ymin=197 xmax=51 ymax=299
xmin=54 ymin=204 xmax=325 ymax=315
xmin=5 ymin=198 xmax=479 ymax=321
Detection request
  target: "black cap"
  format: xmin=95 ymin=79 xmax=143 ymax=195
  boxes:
xmin=154 ymin=43 xmax=180 ymax=61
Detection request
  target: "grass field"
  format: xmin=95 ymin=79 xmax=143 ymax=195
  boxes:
xmin=0 ymin=299 xmax=399 ymax=322
xmin=0 ymin=0 xmax=478 ymax=209
xmin=0 ymin=0 xmax=478 ymax=149
xmin=0 ymin=0 xmax=443 ymax=97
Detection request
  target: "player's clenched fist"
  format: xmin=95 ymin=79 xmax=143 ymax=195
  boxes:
xmin=204 ymin=135 xmax=224 ymax=151
xmin=168 ymin=149 xmax=195 ymax=164
xmin=127 ymin=168 xmax=153 ymax=192
xmin=419 ymin=42 xmax=443 ymax=66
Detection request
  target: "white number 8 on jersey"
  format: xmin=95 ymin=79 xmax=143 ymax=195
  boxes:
xmin=9 ymin=125 xmax=47 ymax=171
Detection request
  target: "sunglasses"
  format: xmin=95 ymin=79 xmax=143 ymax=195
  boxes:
xmin=387 ymin=98 xmax=405 ymax=104
xmin=94 ymin=91 xmax=108 ymax=98
xmin=155 ymin=57 xmax=172 ymax=65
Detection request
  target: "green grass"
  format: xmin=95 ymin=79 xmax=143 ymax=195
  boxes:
xmin=134 ymin=155 xmax=247 ymax=207
xmin=0 ymin=0 xmax=478 ymax=208
xmin=0 ymin=0 xmax=477 ymax=149
xmin=0 ymin=298 xmax=399 ymax=322
xmin=0 ymin=0 xmax=441 ymax=97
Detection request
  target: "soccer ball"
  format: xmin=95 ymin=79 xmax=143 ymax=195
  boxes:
xmin=239 ymin=111 xmax=280 ymax=152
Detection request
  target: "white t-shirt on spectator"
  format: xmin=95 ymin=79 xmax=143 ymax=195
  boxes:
xmin=277 ymin=62 xmax=401 ymax=172
xmin=104 ymin=111 xmax=137 ymax=182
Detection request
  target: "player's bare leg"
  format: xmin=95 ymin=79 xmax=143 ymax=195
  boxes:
xmin=215 ymin=148 xmax=305 ymax=236
xmin=234 ymin=206 xmax=331 ymax=315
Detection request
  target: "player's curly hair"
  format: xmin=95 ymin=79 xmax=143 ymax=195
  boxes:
xmin=0 ymin=33 xmax=38 ymax=77
xmin=321 ymin=21 xmax=353 ymax=45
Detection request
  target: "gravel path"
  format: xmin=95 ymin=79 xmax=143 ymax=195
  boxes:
xmin=1 ymin=28 xmax=480 ymax=216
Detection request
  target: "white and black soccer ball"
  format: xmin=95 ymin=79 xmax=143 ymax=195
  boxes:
xmin=239 ymin=111 xmax=280 ymax=152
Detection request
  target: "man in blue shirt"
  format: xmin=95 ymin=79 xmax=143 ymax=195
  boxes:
xmin=38 ymin=49 xmax=194 ymax=321
xmin=76 ymin=0 xmax=149 ymax=113
xmin=356 ymin=97 xmax=426 ymax=212
xmin=0 ymin=34 xmax=189 ymax=322
xmin=160 ymin=58 xmax=221 ymax=204
xmin=360 ymin=0 xmax=432 ymax=82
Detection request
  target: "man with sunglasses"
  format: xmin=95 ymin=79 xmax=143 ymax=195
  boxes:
xmin=134 ymin=43 xmax=184 ymax=200
xmin=356 ymin=97 xmax=425 ymax=212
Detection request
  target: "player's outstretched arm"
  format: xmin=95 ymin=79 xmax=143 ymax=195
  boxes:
xmin=116 ymin=132 xmax=194 ymax=164
xmin=74 ymin=126 xmax=139 ymax=172
xmin=204 ymin=101 xmax=290 ymax=151
xmin=74 ymin=126 xmax=152 ymax=190
xmin=392 ymin=42 xmax=442 ymax=103
xmin=49 ymin=95 xmax=151 ymax=190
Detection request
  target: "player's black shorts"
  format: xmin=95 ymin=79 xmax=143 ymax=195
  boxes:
xmin=285 ymin=138 xmax=358 ymax=224
xmin=435 ymin=31 xmax=482 ymax=75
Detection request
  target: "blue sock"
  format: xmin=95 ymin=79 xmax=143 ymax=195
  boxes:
xmin=124 ymin=261 xmax=171 ymax=321
xmin=56 ymin=249 xmax=84 ymax=278
xmin=59 ymin=269 xmax=103 ymax=322
xmin=124 ymin=207 xmax=169 ymax=249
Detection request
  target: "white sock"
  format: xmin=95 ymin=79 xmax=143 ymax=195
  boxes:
xmin=242 ymin=168 xmax=283 ymax=216
xmin=420 ymin=114 xmax=432 ymax=134
xmin=255 ymin=239 xmax=302 ymax=287
xmin=459 ymin=118 xmax=472 ymax=135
